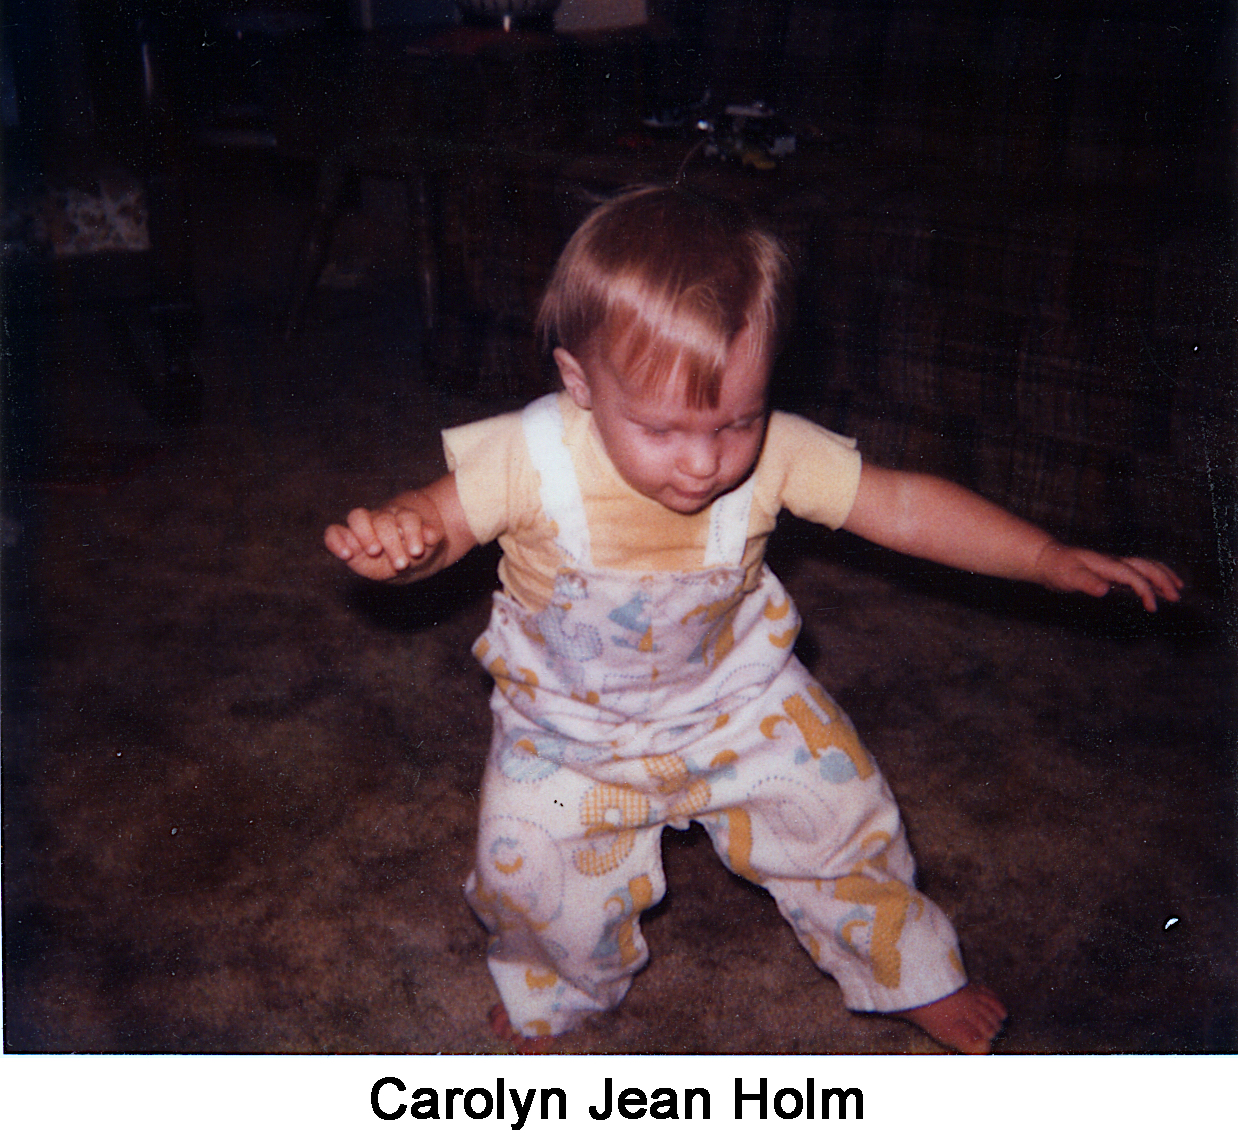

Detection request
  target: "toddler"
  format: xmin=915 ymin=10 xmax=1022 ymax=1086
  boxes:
xmin=325 ymin=186 xmax=1181 ymax=1054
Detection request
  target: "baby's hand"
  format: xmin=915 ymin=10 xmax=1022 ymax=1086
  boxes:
xmin=1034 ymin=542 xmax=1183 ymax=612
xmin=324 ymin=499 xmax=445 ymax=580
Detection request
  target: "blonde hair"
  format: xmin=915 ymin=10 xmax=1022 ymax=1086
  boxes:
xmin=537 ymin=186 xmax=791 ymax=408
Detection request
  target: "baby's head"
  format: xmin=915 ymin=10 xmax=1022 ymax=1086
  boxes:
xmin=538 ymin=187 xmax=791 ymax=514
xmin=538 ymin=185 xmax=791 ymax=409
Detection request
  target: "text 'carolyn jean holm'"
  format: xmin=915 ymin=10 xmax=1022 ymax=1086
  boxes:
xmin=371 ymin=1076 xmax=863 ymax=1125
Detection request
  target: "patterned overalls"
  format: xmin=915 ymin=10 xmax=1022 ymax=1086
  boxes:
xmin=464 ymin=394 xmax=966 ymax=1038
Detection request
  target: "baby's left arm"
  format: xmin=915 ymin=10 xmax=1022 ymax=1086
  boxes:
xmin=842 ymin=464 xmax=1183 ymax=611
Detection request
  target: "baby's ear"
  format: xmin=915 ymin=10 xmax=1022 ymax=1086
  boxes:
xmin=553 ymin=348 xmax=593 ymax=410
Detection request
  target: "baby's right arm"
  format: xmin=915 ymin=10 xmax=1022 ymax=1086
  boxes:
xmin=323 ymin=472 xmax=478 ymax=582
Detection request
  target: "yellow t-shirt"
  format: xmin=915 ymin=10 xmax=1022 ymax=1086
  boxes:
xmin=442 ymin=391 xmax=862 ymax=611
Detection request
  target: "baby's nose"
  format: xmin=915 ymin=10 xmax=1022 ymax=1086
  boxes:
xmin=680 ymin=436 xmax=720 ymax=477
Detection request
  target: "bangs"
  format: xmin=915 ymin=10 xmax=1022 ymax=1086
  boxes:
xmin=538 ymin=187 xmax=790 ymax=408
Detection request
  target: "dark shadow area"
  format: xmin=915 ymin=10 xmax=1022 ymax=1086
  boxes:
xmin=345 ymin=541 xmax=501 ymax=633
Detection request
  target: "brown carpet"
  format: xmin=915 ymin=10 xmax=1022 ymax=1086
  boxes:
xmin=3 ymin=160 xmax=1233 ymax=1055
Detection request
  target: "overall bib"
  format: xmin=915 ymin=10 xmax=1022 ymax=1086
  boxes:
xmin=464 ymin=394 xmax=966 ymax=1038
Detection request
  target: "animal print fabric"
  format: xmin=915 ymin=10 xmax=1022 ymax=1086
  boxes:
xmin=462 ymin=395 xmax=966 ymax=1037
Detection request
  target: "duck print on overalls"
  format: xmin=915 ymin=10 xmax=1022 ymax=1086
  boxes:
xmin=760 ymin=682 xmax=876 ymax=782
xmin=539 ymin=571 xmax=605 ymax=663
xmin=591 ymin=874 xmax=657 ymax=968
xmin=608 ymin=591 xmax=656 ymax=653
xmin=574 ymin=783 xmax=653 ymax=877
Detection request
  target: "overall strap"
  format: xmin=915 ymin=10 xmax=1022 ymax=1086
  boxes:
xmin=521 ymin=393 xmax=591 ymax=567
xmin=704 ymin=474 xmax=757 ymax=568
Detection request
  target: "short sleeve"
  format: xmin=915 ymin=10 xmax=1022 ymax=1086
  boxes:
xmin=761 ymin=411 xmax=863 ymax=530
xmin=441 ymin=410 xmax=528 ymax=546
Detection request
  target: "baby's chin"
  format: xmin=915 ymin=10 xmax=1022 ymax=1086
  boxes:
xmin=653 ymin=486 xmax=722 ymax=515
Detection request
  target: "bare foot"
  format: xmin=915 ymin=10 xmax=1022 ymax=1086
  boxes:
xmin=891 ymin=984 xmax=1007 ymax=1054
xmin=488 ymin=1003 xmax=558 ymax=1054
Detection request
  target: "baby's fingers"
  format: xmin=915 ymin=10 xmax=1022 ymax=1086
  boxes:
xmin=394 ymin=507 xmax=440 ymax=558
xmin=345 ymin=507 xmax=384 ymax=557
xmin=324 ymin=522 xmax=361 ymax=561
xmin=373 ymin=508 xmax=441 ymax=571
xmin=1091 ymin=556 xmax=1174 ymax=612
xmin=372 ymin=511 xmax=418 ymax=571
xmin=1123 ymin=557 xmax=1183 ymax=598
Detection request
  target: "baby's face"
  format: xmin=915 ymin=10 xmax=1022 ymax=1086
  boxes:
xmin=556 ymin=328 xmax=770 ymax=515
